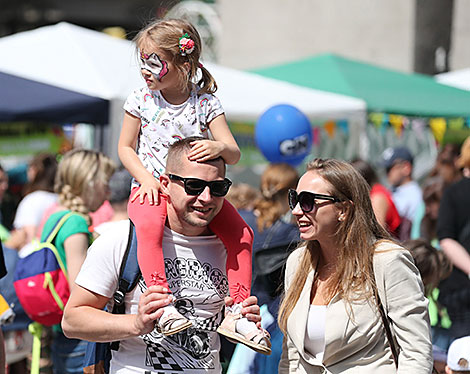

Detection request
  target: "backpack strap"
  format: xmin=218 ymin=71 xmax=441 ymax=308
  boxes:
xmin=110 ymin=220 xmax=141 ymax=351
xmin=33 ymin=212 xmax=79 ymax=279
xmin=44 ymin=211 xmax=78 ymax=244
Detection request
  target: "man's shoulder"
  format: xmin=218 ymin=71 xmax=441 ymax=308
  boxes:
xmin=95 ymin=219 xmax=131 ymax=243
xmin=396 ymin=180 xmax=422 ymax=196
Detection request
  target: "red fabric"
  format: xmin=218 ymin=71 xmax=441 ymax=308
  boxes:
xmin=370 ymin=184 xmax=401 ymax=236
xmin=128 ymin=189 xmax=169 ymax=289
xmin=130 ymin=190 xmax=254 ymax=303
xmin=209 ymin=199 xmax=253 ymax=303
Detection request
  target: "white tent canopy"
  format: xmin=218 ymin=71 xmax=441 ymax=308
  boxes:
xmin=0 ymin=22 xmax=366 ymax=160
xmin=436 ymin=68 xmax=470 ymax=91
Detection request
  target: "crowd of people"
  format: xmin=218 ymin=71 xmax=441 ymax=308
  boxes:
xmin=0 ymin=17 xmax=469 ymax=374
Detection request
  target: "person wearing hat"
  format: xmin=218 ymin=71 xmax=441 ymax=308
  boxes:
xmin=445 ymin=336 xmax=470 ymax=373
xmin=382 ymin=146 xmax=423 ymax=221
xmin=437 ymin=136 xmax=470 ymax=344
xmin=382 ymin=146 xmax=423 ymax=240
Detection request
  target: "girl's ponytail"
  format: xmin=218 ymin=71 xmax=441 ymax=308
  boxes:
xmin=197 ymin=64 xmax=217 ymax=95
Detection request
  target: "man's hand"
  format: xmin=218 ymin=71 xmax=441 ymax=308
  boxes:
xmin=134 ymin=286 xmax=172 ymax=335
xmin=224 ymin=296 xmax=262 ymax=328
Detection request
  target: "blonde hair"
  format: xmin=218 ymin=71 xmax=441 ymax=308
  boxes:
xmin=54 ymin=149 xmax=115 ymax=225
xmin=278 ymin=158 xmax=392 ymax=332
xmin=135 ymin=18 xmax=217 ymax=95
xmin=254 ymin=163 xmax=299 ymax=232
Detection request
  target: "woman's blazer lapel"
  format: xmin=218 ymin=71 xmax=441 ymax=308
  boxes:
xmin=286 ymin=269 xmax=315 ymax=357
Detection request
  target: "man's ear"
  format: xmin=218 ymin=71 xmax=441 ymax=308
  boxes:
xmin=160 ymin=174 xmax=170 ymax=198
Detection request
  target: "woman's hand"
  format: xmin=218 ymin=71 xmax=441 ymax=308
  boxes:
xmin=188 ymin=140 xmax=225 ymax=162
xmin=130 ymin=178 xmax=161 ymax=205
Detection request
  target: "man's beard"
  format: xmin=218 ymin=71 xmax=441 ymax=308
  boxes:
xmin=181 ymin=208 xmax=217 ymax=228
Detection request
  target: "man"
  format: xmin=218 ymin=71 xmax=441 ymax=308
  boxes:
xmin=62 ymin=137 xmax=262 ymax=374
xmin=382 ymin=146 xmax=423 ymax=238
xmin=437 ymin=136 xmax=470 ymax=340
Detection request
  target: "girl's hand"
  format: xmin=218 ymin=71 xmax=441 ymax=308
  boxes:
xmin=131 ymin=178 xmax=161 ymax=205
xmin=188 ymin=140 xmax=225 ymax=162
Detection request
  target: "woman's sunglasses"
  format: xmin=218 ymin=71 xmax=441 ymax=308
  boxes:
xmin=168 ymin=174 xmax=232 ymax=197
xmin=288 ymin=189 xmax=342 ymax=213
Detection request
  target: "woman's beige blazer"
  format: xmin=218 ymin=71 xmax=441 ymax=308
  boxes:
xmin=279 ymin=241 xmax=433 ymax=374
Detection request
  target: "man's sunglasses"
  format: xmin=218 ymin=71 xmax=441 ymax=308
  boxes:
xmin=168 ymin=174 xmax=232 ymax=197
xmin=288 ymin=189 xmax=342 ymax=213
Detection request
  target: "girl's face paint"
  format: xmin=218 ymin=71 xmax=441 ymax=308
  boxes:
xmin=139 ymin=50 xmax=169 ymax=81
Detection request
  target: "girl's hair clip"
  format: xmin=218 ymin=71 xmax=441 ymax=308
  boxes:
xmin=179 ymin=33 xmax=195 ymax=56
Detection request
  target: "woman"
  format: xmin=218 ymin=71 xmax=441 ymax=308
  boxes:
xmin=42 ymin=149 xmax=115 ymax=374
xmin=279 ymin=158 xmax=432 ymax=373
xmin=6 ymin=153 xmax=58 ymax=251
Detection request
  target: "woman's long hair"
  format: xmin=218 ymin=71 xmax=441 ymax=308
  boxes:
xmin=254 ymin=163 xmax=299 ymax=232
xmin=54 ymin=149 xmax=115 ymax=225
xmin=278 ymin=158 xmax=392 ymax=332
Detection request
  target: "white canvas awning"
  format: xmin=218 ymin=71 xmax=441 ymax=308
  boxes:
xmin=436 ymin=68 xmax=470 ymax=91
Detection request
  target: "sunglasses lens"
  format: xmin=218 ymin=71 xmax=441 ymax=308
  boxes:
xmin=299 ymin=193 xmax=315 ymax=213
xmin=185 ymin=179 xmax=205 ymax=195
xmin=210 ymin=181 xmax=230 ymax=197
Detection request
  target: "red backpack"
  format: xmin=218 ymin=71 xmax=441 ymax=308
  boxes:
xmin=13 ymin=212 xmax=76 ymax=326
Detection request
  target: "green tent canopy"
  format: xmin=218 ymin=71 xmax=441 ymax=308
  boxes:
xmin=253 ymin=53 xmax=470 ymax=118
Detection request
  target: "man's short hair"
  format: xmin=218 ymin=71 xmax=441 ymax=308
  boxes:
xmin=166 ymin=137 xmax=225 ymax=173
xmin=108 ymin=167 xmax=132 ymax=204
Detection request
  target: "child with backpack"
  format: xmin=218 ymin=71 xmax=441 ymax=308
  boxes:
xmin=16 ymin=149 xmax=115 ymax=374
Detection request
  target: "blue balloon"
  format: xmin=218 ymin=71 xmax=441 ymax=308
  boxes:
xmin=255 ymin=104 xmax=313 ymax=166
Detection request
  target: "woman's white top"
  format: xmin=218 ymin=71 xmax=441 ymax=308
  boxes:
xmin=304 ymin=304 xmax=327 ymax=361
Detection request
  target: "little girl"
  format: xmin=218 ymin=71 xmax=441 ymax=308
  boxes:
xmin=118 ymin=19 xmax=270 ymax=354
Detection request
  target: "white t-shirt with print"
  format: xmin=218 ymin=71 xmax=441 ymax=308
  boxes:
xmin=123 ymin=84 xmax=224 ymax=186
xmin=75 ymin=220 xmax=228 ymax=374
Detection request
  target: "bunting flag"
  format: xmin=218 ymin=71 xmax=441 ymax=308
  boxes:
xmin=448 ymin=117 xmax=465 ymax=131
xmin=337 ymin=119 xmax=349 ymax=135
xmin=389 ymin=114 xmax=404 ymax=137
xmin=313 ymin=127 xmax=321 ymax=146
xmin=411 ymin=118 xmax=427 ymax=142
xmin=429 ymin=117 xmax=447 ymax=144
xmin=323 ymin=121 xmax=336 ymax=138
xmin=369 ymin=112 xmax=384 ymax=128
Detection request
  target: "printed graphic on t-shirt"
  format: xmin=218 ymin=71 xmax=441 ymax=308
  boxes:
xmin=139 ymin=255 xmax=228 ymax=372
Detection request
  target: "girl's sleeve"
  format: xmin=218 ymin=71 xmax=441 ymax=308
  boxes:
xmin=375 ymin=248 xmax=433 ymax=374
xmin=204 ymin=94 xmax=224 ymax=124
xmin=123 ymin=88 xmax=142 ymax=118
